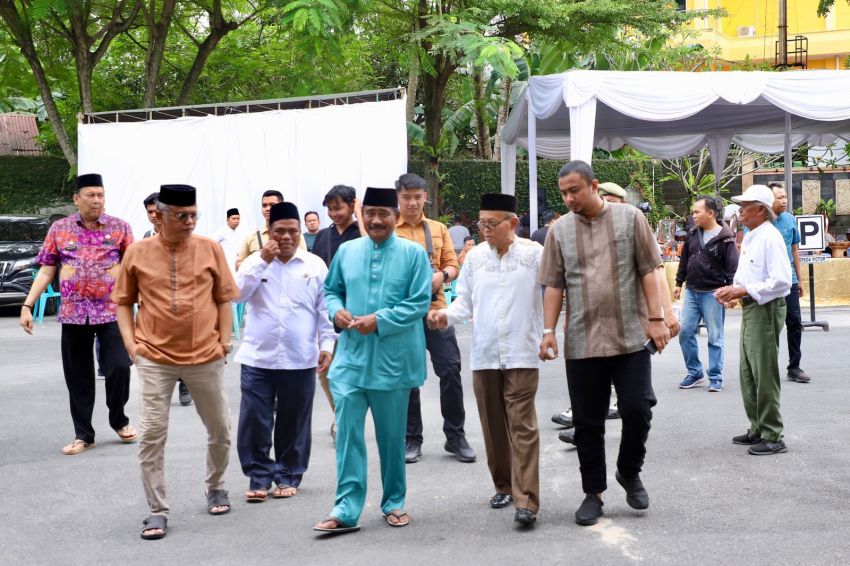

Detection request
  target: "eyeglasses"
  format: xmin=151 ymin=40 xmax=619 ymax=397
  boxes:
xmin=167 ymin=211 xmax=200 ymax=223
xmin=477 ymin=218 xmax=511 ymax=231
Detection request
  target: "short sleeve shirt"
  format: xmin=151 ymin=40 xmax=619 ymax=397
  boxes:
xmin=537 ymin=201 xmax=662 ymax=360
xmin=36 ymin=213 xmax=134 ymax=325
xmin=773 ymin=212 xmax=800 ymax=284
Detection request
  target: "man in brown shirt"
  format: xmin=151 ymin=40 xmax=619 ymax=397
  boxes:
xmin=113 ymin=184 xmax=238 ymax=540
xmin=537 ymin=160 xmax=670 ymax=527
xmin=395 ymin=173 xmax=474 ymax=464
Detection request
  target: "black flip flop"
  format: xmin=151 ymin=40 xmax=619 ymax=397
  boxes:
xmin=313 ymin=517 xmax=360 ymax=534
xmin=207 ymin=489 xmax=231 ymax=515
xmin=141 ymin=515 xmax=167 ymax=540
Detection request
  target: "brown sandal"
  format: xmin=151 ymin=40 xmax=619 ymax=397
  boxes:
xmin=62 ymin=439 xmax=95 ymax=455
xmin=116 ymin=425 xmax=138 ymax=443
xmin=273 ymin=486 xmax=297 ymax=498
xmin=384 ymin=509 xmax=410 ymax=527
xmin=245 ymin=489 xmax=268 ymax=503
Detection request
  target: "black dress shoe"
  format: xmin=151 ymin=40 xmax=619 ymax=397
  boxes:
xmin=178 ymin=380 xmax=193 ymax=406
xmin=575 ymin=494 xmax=604 ymax=526
xmin=732 ymin=430 xmax=760 ymax=445
xmin=514 ymin=508 xmax=536 ymax=525
xmin=551 ymin=410 xmax=573 ymax=428
xmin=558 ymin=429 xmax=575 ymax=445
xmin=444 ymin=436 xmax=476 ymax=463
xmin=405 ymin=439 xmax=422 ymax=464
xmin=748 ymin=438 xmax=787 ymax=455
xmin=615 ymin=471 xmax=649 ymax=510
xmin=489 ymin=493 xmax=514 ymax=509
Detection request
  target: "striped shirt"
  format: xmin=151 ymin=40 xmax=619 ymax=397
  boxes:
xmin=537 ymin=201 xmax=661 ymax=360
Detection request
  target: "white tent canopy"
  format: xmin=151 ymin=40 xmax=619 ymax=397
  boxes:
xmin=501 ymin=70 xmax=850 ymax=232
xmin=79 ymin=92 xmax=407 ymax=240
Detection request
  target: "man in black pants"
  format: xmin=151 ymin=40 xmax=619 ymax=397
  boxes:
xmin=538 ymin=160 xmax=669 ymax=526
xmin=395 ymin=173 xmax=475 ymax=464
xmin=19 ymin=173 xmax=137 ymax=455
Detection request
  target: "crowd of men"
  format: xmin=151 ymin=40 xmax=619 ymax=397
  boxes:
xmin=18 ymin=161 xmax=807 ymax=539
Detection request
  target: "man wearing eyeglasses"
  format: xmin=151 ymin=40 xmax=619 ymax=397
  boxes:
xmin=113 ymin=184 xmax=239 ymax=540
xmin=394 ymin=173 xmax=475 ymax=465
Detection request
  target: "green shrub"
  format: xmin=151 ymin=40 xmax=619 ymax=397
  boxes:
xmin=0 ymin=156 xmax=71 ymax=213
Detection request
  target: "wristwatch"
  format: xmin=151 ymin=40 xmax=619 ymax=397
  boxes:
xmin=542 ymin=329 xmax=556 ymax=335
xmin=441 ymin=269 xmax=451 ymax=283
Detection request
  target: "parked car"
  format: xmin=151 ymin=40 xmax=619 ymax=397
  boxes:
xmin=0 ymin=214 xmax=58 ymax=313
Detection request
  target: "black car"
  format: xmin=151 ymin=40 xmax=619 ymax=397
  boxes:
xmin=0 ymin=214 xmax=58 ymax=313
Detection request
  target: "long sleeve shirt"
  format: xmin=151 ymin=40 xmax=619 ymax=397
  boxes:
xmin=234 ymin=247 xmax=337 ymax=370
xmin=443 ymin=238 xmax=544 ymax=371
xmin=323 ymin=233 xmax=431 ymax=390
xmin=733 ymin=221 xmax=792 ymax=305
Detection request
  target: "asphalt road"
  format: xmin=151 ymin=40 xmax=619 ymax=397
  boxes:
xmin=1 ymin=305 xmax=848 ymax=565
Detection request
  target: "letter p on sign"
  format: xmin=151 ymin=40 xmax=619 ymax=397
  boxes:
xmin=796 ymin=215 xmax=826 ymax=251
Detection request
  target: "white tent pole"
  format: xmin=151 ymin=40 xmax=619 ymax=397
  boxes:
xmin=784 ymin=113 xmax=793 ymax=211
xmin=527 ymin=99 xmax=539 ymax=234
xmin=499 ymin=141 xmax=517 ymax=196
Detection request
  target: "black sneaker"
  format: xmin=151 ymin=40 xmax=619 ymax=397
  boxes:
xmin=787 ymin=368 xmax=812 ymax=383
xmin=551 ymin=409 xmax=573 ymax=428
xmin=444 ymin=436 xmax=476 ymax=463
xmin=405 ymin=439 xmax=422 ymax=464
xmin=489 ymin=493 xmax=514 ymax=509
xmin=558 ymin=428 xmax=575 ymax=445
xmin=748 ymin=438 xmax=787 ymax=455
xmin=178 ymin=381 xmax=192 ymax=406
xmin=514 ymin=508 xmax=536 ymax=525
xmin=615 ymin=471 xmax=649 ymax=510
xmin=732 ymin=430 xmax=760 ymax=445
xmin=575 ymin=494 xmax=604 ymax=526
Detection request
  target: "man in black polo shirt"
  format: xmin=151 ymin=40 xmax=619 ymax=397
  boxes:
xmin=311 ymin=184 xmax=365 ymax=440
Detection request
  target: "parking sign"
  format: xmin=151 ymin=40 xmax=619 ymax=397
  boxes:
xmin=796 ymin=215 xmax=826 ymax=252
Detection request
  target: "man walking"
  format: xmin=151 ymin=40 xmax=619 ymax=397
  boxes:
xmin=768 ymin=181 xmax=812 ymax=384
xmin=113 ymin=184 xmax=238 ymax=540
xmin=235 ymin=202 xmax=336 ymax=502
xmin=715 ymin=184 xmax=791 ymax=456
xmin=538 ymin=160 xmax=669 ymax=527
xmin=674 ymin=196 xmax=739 ymax=392
xmin=429 ymin=193 xmax=543 ymax=526
xmin=20 ymin=173 xmax=137 ymax=455
xmin=313 ymin=187 xmax=431 ymax=533
xmin=395 ymin=173 xmax=474 ymax=464
xmin=303 ymin=210 xmax=321 ymax=252
xmin=214 ymin=208 xmax=242 ymax=275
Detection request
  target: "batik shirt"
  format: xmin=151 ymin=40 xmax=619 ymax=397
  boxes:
xmin=36 ymin=213 xmax=134 ymax=325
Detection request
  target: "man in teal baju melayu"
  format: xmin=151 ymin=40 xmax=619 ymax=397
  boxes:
xmin=314 ymin=187 xmax=432 ymax=533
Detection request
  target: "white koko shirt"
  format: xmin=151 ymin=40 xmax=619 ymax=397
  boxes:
xmin=733 ymin=221 xmax=792 ymax=305
xmin=234 ymin=247 xmax=337 ymax=370
xmin=442 ymin=238 xmax=544 ymax=371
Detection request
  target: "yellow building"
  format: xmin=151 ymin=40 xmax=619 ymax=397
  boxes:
xmin=683 ymin=0 xmax=850 ymax=69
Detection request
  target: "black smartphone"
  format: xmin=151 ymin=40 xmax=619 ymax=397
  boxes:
xmin=643 ymin=338 xmax=658 ymax=355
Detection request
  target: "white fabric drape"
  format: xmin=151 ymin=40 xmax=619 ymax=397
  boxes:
xmin=78 ymin=98 xmax=408 ymax=240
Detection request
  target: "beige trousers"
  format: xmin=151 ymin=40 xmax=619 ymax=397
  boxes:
xmin=472 ymin=368 xmax=540 ymax=513
xmin=136 ymin=356 xmax=231 ymax=516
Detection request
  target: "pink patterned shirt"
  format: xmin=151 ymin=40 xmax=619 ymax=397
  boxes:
xmin=36 ymin=213 xmax=134 ymax=325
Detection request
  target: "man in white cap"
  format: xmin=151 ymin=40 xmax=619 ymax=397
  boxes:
xmin=714 ymin=185 xmax=791 ymax=456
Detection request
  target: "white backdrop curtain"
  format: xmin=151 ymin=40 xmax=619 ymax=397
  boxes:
xmin=78 ymin=97 xmax=407 ymax=240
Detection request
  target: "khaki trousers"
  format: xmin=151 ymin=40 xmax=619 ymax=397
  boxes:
xmin=136 ymin=356 xmax=231 ymax=516
xmin=472 ymin=368 xmax=540 ymax=513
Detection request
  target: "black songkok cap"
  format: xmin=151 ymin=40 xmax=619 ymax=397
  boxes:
xmin=226 ymin=208 xmax=239 ymax=218
xmin=269 ymin=202 xmax=300 ymax=225
xmin=480 ymin=193 xmax=517 ymax=213
xmin=159 ymin=184 xmax=196 ymax=206
xmin=76 ymin=173 xmax=104 ymax=190
xmin=362 ymin=187 xmax=398 ymax=209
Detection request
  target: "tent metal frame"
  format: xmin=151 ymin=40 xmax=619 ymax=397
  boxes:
xmin=81 ymin=87 xmax=405 ymax=124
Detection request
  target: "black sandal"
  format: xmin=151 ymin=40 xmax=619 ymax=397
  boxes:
xmin=207 ymin=489 xmax=231 ymax=515
xmin=141 ymin=515 xmax=167 ymax=540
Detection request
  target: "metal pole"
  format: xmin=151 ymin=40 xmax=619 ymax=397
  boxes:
xmin=808 ymin=263 xmax=816 ymax=322
xmin=784 ymin=113 xmax=793 ymax=212
xmin=778 ymin=0 xmax=788 ymax=69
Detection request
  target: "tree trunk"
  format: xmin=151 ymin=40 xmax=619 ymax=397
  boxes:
xmin=406 ymin=50 xmax=419 ymax=124
xmin=143 ymin=0 xmax=178 ymax=108
xmin=0 ymin=2 xmax=77 ymax=165
xmin=472 ymin=67 xmax=492 ymax=160
xmin=491 ymin=76 xmax=512 ymax=161
xmin=176 ymin=28 xmax=230 ymax=106
xmin=421 ymin=57 xmax=455 ymax=218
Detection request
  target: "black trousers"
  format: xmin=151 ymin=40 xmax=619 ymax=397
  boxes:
xmin=60 ymin=322 xmax=131 ymax=443
xmin=785 ymin=283 xmax=803 ymax=371
xmin=406 ymin=319 xmax=465 ymax=443
xmin=566 ymin=350 xmax=656 ymax=495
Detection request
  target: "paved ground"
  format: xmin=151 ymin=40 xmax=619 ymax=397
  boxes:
xmin=1 ymin=305 xmax=848 ymax=565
